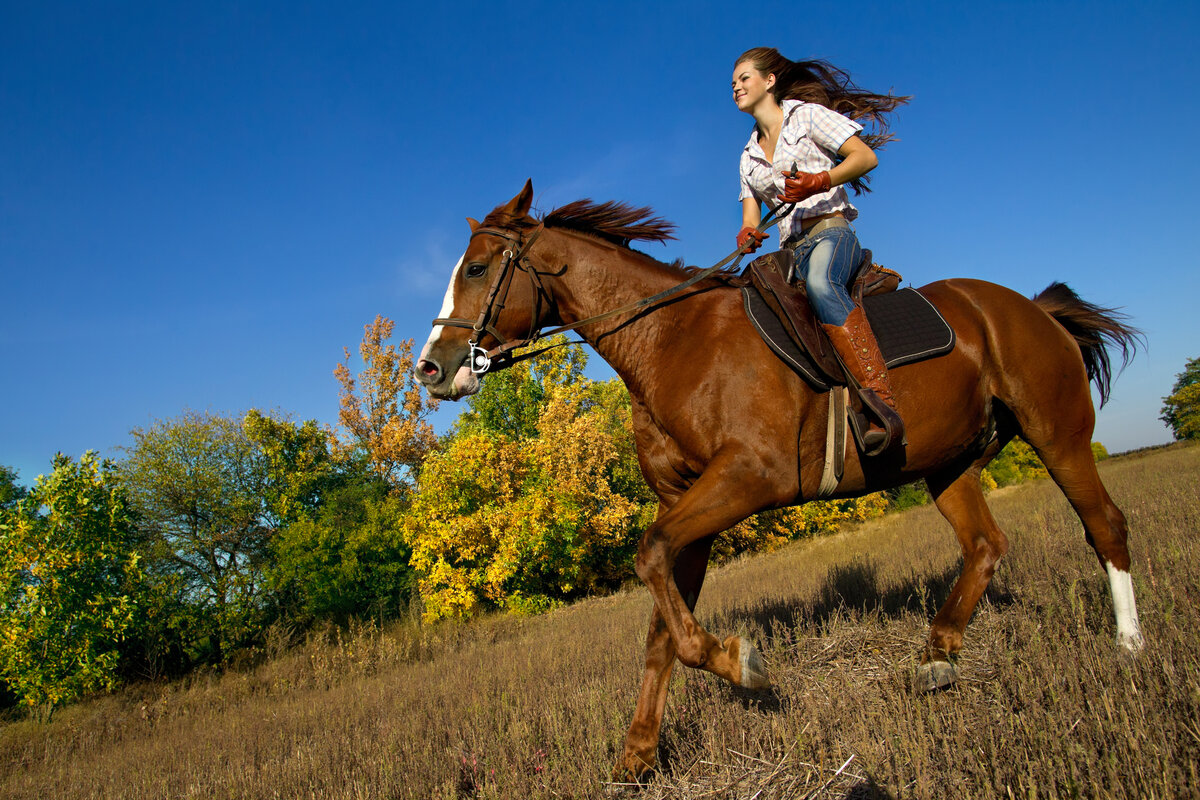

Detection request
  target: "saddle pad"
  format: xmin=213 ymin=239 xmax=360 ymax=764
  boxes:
xmin=741 ymin=286 xmax=956 ymax=390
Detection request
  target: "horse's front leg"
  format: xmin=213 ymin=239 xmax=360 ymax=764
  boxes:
xmin=633 ymin=452 xmax=780 ymax=688
xmin=619 ymin=536 xmax=714 ymax=781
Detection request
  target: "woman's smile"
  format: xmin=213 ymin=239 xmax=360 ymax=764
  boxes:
xmin=732 ymin=61 xmax=771 ymax=112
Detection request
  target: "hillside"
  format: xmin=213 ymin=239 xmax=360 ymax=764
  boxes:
xmin=2 ymin=444 xmax=1197 ymax=799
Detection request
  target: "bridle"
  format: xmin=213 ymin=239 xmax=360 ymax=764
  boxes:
xmin=431 ymin=222 xmax=552 ymax=374
xmin=432 ymin=203 xmax=795 ymax=375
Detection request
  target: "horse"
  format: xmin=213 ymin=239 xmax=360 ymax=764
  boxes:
xmin=414 ymin=180 xmax=1144 ymax=780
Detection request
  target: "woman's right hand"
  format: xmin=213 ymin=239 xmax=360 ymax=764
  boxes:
xmin=737 ymin=226 xmax=769 ymax=253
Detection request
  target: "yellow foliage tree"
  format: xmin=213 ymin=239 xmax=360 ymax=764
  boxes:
xmin=981 ymin=438 xmax=1049 ymax=488
xmin=1162 ymin=382 xmax=1200 ymax=441
xmin=0 ymin=453 xmax=142 ymax=718
xmin=405 ymin=382 xmax=649 ymax=621
xmin=1160 ymin=356 xmax=1200 ymax=441
xmin=716 ymin=494 xmax=890 ymax=562
xmin=334 ymin=315 xmax=440 ymax=497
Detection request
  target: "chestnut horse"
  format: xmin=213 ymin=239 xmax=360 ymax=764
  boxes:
xmin=415 ymin=181 xmax=1143 ymax=780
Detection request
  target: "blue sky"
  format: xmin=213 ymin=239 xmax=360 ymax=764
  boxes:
xmin=3 ymin=1 xmax=1198 ymax=485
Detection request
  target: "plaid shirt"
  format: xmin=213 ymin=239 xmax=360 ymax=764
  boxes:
xmin=739 ymin=100 xmax=863 ymax=242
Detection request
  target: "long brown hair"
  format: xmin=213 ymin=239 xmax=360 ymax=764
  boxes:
xmin=735 ymin=47 xmax=910 ymax=193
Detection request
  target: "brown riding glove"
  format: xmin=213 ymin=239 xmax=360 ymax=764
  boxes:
xmin=736 ymin=226 xmax=769 ymax=253
xmin=777 ymin=170 xmax=831 ymax=204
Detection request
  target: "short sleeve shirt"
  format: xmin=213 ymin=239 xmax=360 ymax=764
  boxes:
xmin=739 ymin=100 xmax=863 ymax=242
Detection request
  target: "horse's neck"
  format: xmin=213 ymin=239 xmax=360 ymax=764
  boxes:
xmin=547 ymin=233 xmax=719 ymax=396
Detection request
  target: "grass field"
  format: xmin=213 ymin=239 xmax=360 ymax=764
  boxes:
xmin=2 ymin=444 xmax=1197 ymax=799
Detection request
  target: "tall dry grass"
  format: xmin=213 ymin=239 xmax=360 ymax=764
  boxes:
xmin=1 ymin=444 xmax=1197 ymax=799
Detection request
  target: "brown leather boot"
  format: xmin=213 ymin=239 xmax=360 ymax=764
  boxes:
xmin=822 ymin=305 xmax=905 ymax=456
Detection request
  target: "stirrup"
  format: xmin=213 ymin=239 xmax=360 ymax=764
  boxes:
xmin=851 ymin=389 xmax=906 ymax=457
xmin=845 ymin=405 xmax=889 ymax=455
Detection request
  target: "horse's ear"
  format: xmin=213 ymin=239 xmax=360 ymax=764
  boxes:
xmin=503 ymin=179 xmax=534 ymax=217
xmin=466 ymin=217 xmax=480 ymax=232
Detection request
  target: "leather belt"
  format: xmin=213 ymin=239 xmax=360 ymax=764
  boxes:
xmin=784 ymin=216 xmax=849 ymax=248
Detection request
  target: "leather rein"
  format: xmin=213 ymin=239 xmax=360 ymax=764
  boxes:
xmin=432 ymin=203 xmax=794 ymax=375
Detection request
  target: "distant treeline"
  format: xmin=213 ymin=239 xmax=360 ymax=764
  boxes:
xmin=0 ymin=317 xmax=1091 ymax=719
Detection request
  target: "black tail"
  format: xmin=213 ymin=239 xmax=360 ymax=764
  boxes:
xmin=1031 ymin=282 xmax=1143 ymax=407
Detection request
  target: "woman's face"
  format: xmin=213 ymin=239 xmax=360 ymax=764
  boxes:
xmin=732 ymin=61 xmax=774 ymax=113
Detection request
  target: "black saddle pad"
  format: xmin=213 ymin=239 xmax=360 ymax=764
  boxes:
xmin=741 ymin=286 xmax=956 ymax=390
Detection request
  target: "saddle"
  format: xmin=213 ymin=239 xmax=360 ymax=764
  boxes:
xmin=741 ymin=248 xmax=955 ymax=463
xmin=745 ymin=248 xmax=902 ymax=386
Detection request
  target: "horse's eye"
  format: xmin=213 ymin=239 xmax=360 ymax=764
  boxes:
xmin=465 ymin=262 xmax=488 ymax=278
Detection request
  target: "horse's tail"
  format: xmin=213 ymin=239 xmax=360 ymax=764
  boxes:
xmin=1032 ymin=282 xmax=1143 ymax=407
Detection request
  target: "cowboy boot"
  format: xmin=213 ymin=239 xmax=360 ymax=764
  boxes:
xmin=822 ymin=305 xmax=906 ymax=456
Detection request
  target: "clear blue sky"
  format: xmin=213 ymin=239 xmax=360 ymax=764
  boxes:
xmin=3 ymin=1 xmax=1198 ymax=486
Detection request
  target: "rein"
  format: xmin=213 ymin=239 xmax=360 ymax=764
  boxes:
xmin=433 ymin=203 xmax=794 ymax=374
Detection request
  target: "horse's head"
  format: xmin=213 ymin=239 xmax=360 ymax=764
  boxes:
xmin=416 ymin=180 xmax=548 ymax=400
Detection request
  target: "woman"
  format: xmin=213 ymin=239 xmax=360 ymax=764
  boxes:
xmin=732 ymin=47 xmax=909 ymax=455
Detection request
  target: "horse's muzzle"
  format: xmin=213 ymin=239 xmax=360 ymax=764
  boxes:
xmin=415 ymin=351 xmax=480 ymax=400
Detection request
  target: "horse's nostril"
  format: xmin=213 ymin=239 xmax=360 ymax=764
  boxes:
xmin=419 ymin=358 xmax=440 ymax=377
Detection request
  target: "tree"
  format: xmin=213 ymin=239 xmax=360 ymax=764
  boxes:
xmin=982 ymin=439 xmax=1049 ymax=488
xmin=334 ymin=315 xmax=440 ymax=497
xmin=120 ymin=410 xmax=270 ymax=663
xmin=243 ymin=410 xmax=341 ymax=527
xmin=0 ymin=463 xmax=22 ymax=698
xmin=1161 ymin=356 xmax=1200 ymax=441
xmin=269 ymin=486 xmax=414 ymax=624
xmin=405 ymin=378 xmax=652 ymax=621
xmin=714 ymin=495 xmax=891 ymax=562
xmin=581 ymin=378 xmax=658 ymax=512
xmin=0 ymin=453 xmax=142 ymax=718
xmin=242 ymin=409 xmax=419 ymax=626
xmin=1 ymin=465 xmax=26 ymax=510
xmin=452 ymin=335 xmax=588 ymax=441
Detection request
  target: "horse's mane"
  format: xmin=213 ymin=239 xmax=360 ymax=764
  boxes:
xmin=544 ymin=199 xmax=677 ymax=247
xmin=482 ymin=197 xmax=741 ymax=283
xmin=482 ymin=199 xmax=676 ymax=249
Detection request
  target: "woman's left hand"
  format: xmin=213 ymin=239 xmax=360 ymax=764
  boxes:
xmin=778 ymin=169 xmax=831 ymax=204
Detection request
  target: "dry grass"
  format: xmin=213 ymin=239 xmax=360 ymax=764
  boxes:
xmin=2 ymin=444 xmax=1198 ymax=799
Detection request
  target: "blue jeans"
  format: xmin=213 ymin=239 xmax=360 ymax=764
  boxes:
xmin=791 ymin=225 xmax=861 ymax=326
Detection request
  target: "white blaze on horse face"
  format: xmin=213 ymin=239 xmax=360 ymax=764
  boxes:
xmin=1105 ymin=561 xmax=1144 ymax=652
xmin=420 ymin=251 xmax=466 ymax=362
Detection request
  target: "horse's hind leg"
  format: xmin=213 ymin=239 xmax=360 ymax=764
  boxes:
xmin=916 ymin=461 xmax=1011 ymax=691
xmin=1025 ymin=429 xmax=1144 ymax=651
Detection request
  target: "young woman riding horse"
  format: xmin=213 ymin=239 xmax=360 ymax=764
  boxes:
xmin=733 ymin=47 xmax=909 ymax=455
xmin=416 ymin=180 xmax=1142 ymax=781
xmin=415 ymin=46 xmax=1143 ymax=783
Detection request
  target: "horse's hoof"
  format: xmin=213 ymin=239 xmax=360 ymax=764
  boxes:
xmin=914 ymin=659 xmax=957 ymax=694
xmin=1117 ymin=629 xmax=1145 ymax=654
xmin=612 ymin=751 xmax=655 ymax=785
xmin=737 ymin=637 xmax=771 ymax=690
